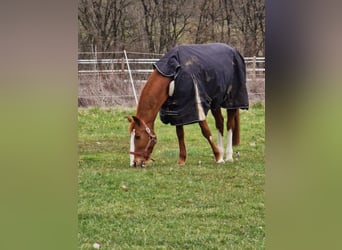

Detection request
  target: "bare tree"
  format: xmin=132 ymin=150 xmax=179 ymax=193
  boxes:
xmin=159 ymin=0 xmax=193 ymax=52
xmin=139 ymin=0 xmax=194 ymax=53
xmin=78 ymin=0 xmax=265 ymax=55
xmin=78 ymin=0 xmax=133 ymax=52
xmin=140 ymin=0 xmax=158 ymax=52
xmin=221 ymin=0 xmax=236 ymax=44
xmin=229 ymin=0 xmax=265 ymax=55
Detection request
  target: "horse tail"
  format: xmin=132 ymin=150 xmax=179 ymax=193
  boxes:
xmin=234 ymin=50 xmax=246 ymax=84
xmin=233 ymin=109 xmax=240 ymax=146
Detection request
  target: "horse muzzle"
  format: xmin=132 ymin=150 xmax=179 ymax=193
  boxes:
xmin=133 ymin=160 xmax=146 ymax=168
xmin=131 ymin=155 xmax=155 ymax=168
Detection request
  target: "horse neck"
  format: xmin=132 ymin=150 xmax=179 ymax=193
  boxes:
xmin=136 ymin=70 xmax=171 ymax=129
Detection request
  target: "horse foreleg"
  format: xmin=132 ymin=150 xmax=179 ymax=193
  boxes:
xmin=211 ymin=108 xmax=224 ymax=161
xmin=199 ymin=120 xmax=224 ymax=164
xmin=176 ymin=125 xmax=186 ymax=165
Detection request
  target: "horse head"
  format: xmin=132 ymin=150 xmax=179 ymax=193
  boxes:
xmin=127 ymin=116 xmax=157 ymax=167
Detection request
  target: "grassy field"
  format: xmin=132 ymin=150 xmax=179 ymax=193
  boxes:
xmin=78 ymin=103 xmax=265 ymax=249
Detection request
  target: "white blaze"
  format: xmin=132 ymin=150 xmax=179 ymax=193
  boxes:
xmin=130 ymin=129 xmax=135 ymax=166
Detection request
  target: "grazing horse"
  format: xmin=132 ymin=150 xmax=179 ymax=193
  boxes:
xmin=127 ymin=43 xmax=249 ymax=167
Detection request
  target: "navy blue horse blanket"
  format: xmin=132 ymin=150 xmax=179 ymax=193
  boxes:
xmin=153 ymin=43 xmax=249 ymax=126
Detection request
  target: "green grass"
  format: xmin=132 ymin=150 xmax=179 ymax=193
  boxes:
xmin=78 ymin=103 xmax=265 ymax=249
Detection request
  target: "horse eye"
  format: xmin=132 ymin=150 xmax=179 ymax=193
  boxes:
xmin=135 ymin=135 xmax=141 ymax=140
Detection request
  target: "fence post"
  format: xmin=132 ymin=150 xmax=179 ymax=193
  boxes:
xmin=124 ymin=50 xmax=138 ymax=104
xmin=93 ymin=45 xmax=97 ymax=72
xmin=121 ymin=56 xmax=125 ymax=80
xmin=252 ymin=56 xmax=256 ymax=83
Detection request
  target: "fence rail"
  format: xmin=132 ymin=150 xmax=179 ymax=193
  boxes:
xmin=78 ymin=51 xmax=265 ymax=107
xmin=78 ymin=57 xmax=265 ymax=75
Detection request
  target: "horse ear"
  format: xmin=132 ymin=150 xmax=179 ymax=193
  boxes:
xmin=132 ymin=116 xmax=142 ymax=126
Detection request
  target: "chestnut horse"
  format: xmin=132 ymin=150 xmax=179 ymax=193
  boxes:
xmin=127 ymin=43 xmax=248 ymax=167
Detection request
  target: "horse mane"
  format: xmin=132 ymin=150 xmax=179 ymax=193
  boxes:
xmin=135 ymin=70 xmax=171 ymax=126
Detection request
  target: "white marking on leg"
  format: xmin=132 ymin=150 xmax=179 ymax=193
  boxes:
xmin=226 ymin=129 xmax=234 ymax=162
xmin=130 ymin=129 xmax=135 ymax=166
xmin=217 ymin=130 xmax=224 ymax=163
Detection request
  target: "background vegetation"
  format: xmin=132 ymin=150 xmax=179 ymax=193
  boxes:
xmin=78 ymin=0 xmax=265 ymax=56
xmin=78 ymin=103 xmax=265 ymax=249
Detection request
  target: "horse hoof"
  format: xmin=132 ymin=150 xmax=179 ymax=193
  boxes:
xmin=216 ymin=159 xmax=225 ymax=164
xmin=225 ymin=158 xmax=234 ymax=163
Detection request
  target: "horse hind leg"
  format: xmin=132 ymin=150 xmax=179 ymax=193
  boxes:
xmin=176 ymin=125 xmax=187 ymax=165
xmin=199 ymin=120 xmax=224 ymax=164
xmin=211 ymin=108 xmax=224 ymax=163
xmin=226 ymin=109 xmax=240 ymax=162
